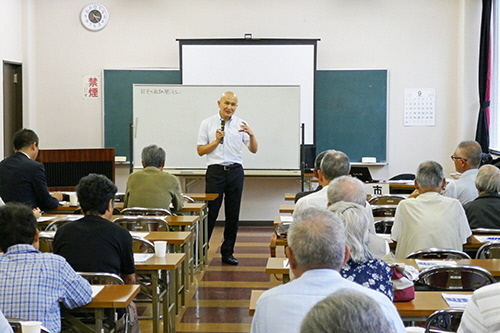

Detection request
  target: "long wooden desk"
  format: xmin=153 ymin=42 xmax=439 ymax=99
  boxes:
xmin=180 ymin=202 xmax=208 ymax=269
xmin=248 ymin=289 xmax=472 ymax=321
xmin=135 ymin=253 xmax=185 ymax=333
xmin=184 ymin=192 xmax=219 ymax=202
xmin=395 ymin=291 xmax=472 ymax=321
xmin=266 ymin=257 xmax=500 ymax=279
xmin=64 ymin=284 xmax=140 ymax=333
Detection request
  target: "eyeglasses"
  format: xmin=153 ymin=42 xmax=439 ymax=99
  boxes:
xmin=450 ymin=155 xmax=467 ymax=162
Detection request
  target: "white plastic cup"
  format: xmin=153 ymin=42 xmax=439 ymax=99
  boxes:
xmin=69 ymin=193 xmax=78 ymax=206
xmin=154 ymin=241 xmax=167 ymax=257
xmin=21 ymin=321 xmax=42 ymax=333
xmin=405 ymin=327 xmax=425 ymax=333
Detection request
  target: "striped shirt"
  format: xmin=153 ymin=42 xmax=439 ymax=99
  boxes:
xmin=197 ymin=114 xmax=250 ymax=166
xmin=458 ymin=282 xmax=500 ymax=333
xmin=0 ymin=244 xmax=92 ymax=333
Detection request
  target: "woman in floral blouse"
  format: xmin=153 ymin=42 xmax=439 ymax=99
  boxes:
xmin=329 ymin=201 xmax=393 ymax=300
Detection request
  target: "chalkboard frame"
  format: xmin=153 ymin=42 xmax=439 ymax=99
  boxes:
xmin=103 ymin=69 xmax=387 ymax=164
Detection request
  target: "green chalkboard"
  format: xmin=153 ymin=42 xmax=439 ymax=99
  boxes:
xmin=103 ymin=69 xmax=181 ymax=159
xmin=104 ymin=69 xmax=387 ymax=163
xmin=315 ymin=70 xmax=387 ymax=162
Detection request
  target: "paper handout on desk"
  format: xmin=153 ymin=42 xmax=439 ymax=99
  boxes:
xmin=415 ymin=260 xmax=457 ymax=269
xmin=442 ymin=293 xmax=472 ymax=308
xmin=37 ymin=216 xmax=56 ymax=223
xmin=475 ymin=236 xmax=500 ymax=243
xmin=63 ymin=215 xmax=84 ymax=221
xmin=134 ymin=253 xmax=154 ymax=263
xmin=91 ymin=285 xmax=105 ymax=298
xmin=130 ymin=232 xmax=150 ymax=238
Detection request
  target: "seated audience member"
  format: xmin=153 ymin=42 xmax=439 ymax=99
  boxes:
xmin=294 ymin=150 xmax=328 ymax=203
xmin=442 ymin=140 xmax=482 ymax=205
xmin=0 ymin=309 xmax=13 ymax=333
xmin=391 ymin=161 xmax=472 ymax=259
xmin=124 ymin=144 xmax=183 ymax=212
xmin=250 ymin=208 xmax=405 ymax=333
xmin=293 ymin=150 xmax=350 ymax=218
xmin=329 ymin=201 xmax=393 ymax=300
xmin=457 ymin=281 xmax=500 ymax=333
xmin=327 ymin=175 xmax=389 ymax=258
xmin=0 ymin=128 xmax=62 ymax=211
xmin=464 ymin=164 xmax=500 ymax=229
xmin=300 ymin=289 xmax=392 ymax=333
xmin=54 ymin=174 xmax=136 ymax=284
xmin=0 ymin=203 xmax=92 ymax=333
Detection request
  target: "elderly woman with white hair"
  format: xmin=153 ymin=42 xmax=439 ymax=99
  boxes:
xmin=464 ymin=164 xmax=500 ymax=229
xmin=328 ymin=201 xmax=393 ymax=300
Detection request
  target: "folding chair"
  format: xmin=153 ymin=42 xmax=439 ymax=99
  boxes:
xmin=70 ymin=272 xmax=129 ymax=333
xmin=417 ymin=265 xmax=495 ymax=291
xmin=368 ymin=195 xmax=406 ymax=205
xmin=424 ymin=308 xmax=464 ymax=333
xmin=121 ymin=207 xmax=172 ymax=216
xmin=113 ymin=216 xmax=170 ymax=231
xmin=406 ymin=248 xmax=471 ymax=260
xmin=45 ymin=218 xmax=73 ymax=231
xmin=476 ymin=242 xmax=500 ymax=259
xmin=374 ymin=219 xmax=394 ymax=234
xmin=372 ymin=205 xmax=397 ymax=217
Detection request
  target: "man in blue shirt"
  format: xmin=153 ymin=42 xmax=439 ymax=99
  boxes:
xmin=197 ymin=91 xmax=258 ymax=265
xmin=0 ymin=202 xmax=92 ymax=333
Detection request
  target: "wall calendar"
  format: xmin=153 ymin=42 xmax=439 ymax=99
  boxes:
xmin=404 ymin=89 xmax=435 ymax=126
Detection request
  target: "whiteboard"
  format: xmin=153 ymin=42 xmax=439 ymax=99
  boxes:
xmin=132 ymin=85 xmax=301 ymax=170
xmin=180 ymin=42 xmax=316 ymax=144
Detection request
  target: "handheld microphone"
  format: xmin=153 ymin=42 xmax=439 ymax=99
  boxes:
xmin=220 ymin=119 xmax=225 ymax=144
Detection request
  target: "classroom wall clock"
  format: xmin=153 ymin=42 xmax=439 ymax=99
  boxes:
xmin=80 ymin=3 xmax=109 ymax=31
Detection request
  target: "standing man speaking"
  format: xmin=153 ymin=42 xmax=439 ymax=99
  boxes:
xmin=197 ymin=91 xmax=258 ymax=265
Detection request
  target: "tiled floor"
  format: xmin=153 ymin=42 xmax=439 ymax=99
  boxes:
xmin=139 ymin=225 xmax=283 ymax=333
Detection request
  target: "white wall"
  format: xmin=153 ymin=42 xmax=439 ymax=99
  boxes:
xmin=1 ymin=0 xmax=484 ymax=220
xmin=0 ymin=0 xmax=24 ymax=157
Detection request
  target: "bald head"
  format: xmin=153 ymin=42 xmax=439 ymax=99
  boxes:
xmin=218 ymin=91 xmax=238 ymax=121
xmin=327 ymin=176 xmax=366 ymax=206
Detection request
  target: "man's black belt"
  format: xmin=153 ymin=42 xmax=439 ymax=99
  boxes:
xmin=209 ymin=163 xmax=242 ymax=171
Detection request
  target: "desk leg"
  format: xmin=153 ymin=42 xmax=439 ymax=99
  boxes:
xmin=201 ymin=206 xmax=208 ymax=267
xmin=162 ymin=269 xmax=176 ymax=333
xmin=95 ymin=308 xmax=104 ymax=333
xmin=151 ymin=270 xmax=160 ymax=333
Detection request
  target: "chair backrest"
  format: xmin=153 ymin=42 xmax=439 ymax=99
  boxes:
xmin=121 ymin=207 xmax=172 ymax=216
xmin=45 ymin=218 xmax=73 ymax=231
xmin=374 ymin=219 xmax=394 ymax=234
xmin=38 ymin=235 xmax=54 ymax=253
xmin=371 ymin=205 xmax=397 ymax=217
xmin=418 ymin=265 xmax=495 ymax=291
xmin=406 ymin=248 xmax=471 ymax=260
xmin=424 ymin=308 xmax=464 ymax=333
xmin=368 ymin=195 xmax=406 ymax=205
xmin=476 ymin=242 xmax=500 ymax=259
xmin=131 ymin=236 xmax=155 ymax=253
xmin=113 ymin=216 xmax=170 ymax=231
xmin=77 ymin=272 xmax=124 ymax=285
xmin=182 ymin=194 xmax=195 ymax=203
xmin=73 ymin=207 xmax=121 ymax=215
xmin=389 ymin=173 xmax=416 ymax=181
